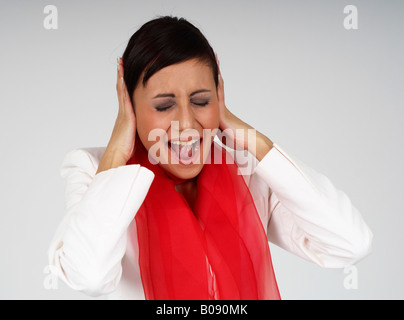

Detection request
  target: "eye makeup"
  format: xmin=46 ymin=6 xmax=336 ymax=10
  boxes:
xmin=154 ymin=98 xmax=210 ymax=112
xmin=153 ymin=89 xmax=212 ymax=112
xmin=155 ymin=104 xmax=174 ymax=112
xmin=154 ymin=98 xmax=175 ymax=112
xmin=191 ymin=99 xmax=210 ymax=107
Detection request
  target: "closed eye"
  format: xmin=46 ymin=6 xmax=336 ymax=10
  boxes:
xmin=156 ymin=100 xmax=210 ymax=111
xmin=192 ymin=100 xmax=210 ymax=107
xmin=155 ymin=104 xmax=174 ymax=112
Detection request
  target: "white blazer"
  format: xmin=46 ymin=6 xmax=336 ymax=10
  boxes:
xmin=48 ymin=142 xmax=373 ymax=299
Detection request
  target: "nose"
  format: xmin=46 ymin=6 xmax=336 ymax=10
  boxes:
xmin=177 ymin=100 xmax=197 ymax=132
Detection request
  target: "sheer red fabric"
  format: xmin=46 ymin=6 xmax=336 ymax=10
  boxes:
xmin=127 ymin=136 xmax=280 ymax=300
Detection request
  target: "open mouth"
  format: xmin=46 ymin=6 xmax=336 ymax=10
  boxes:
xmin=168 ymin=138 xmax=202 ymax=165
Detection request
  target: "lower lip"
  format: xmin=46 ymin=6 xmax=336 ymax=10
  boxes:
xmin=168 ymin=140 xmax=202 ymax=165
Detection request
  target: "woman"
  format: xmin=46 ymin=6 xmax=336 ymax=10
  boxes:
xmin=48 ymin=16 xmax=373 ymax=300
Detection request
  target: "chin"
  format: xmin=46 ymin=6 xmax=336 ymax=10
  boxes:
xmin=162 ymin=162 xmax=204 ymax=180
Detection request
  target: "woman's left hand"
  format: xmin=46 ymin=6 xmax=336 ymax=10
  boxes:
xmin=215 ymin=54 xmax=274 ymax=161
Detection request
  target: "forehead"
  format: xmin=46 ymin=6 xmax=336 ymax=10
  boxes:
xmin=138 ymin=58 xmax=215 ymax=96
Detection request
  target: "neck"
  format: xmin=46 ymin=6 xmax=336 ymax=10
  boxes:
xmin=175 ymin=178 xmax=197 ymax=211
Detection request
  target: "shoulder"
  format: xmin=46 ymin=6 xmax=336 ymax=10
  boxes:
xmin=60 ymin=146 xmax=107 ymax=179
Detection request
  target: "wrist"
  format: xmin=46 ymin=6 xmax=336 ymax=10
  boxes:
xmin=96 ymin=149 xmax=127 ymax=175
xmin=219 ymin=107 xmax=273 ymax=160
xmin=254 ymin=132 xmax=273 ymax=162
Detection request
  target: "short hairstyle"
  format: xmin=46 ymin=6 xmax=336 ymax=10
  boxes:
xmin=122 ymin=16 xmax=219 ymax=106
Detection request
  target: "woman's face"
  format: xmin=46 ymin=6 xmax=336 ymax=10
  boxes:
xmin=133 ymin=58 xmax=219 ymax=180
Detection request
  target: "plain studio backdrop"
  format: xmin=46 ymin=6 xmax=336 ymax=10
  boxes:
xmin=0 ymin=0 xmax=402 ymax=300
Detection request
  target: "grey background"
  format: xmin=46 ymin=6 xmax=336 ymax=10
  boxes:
xmin=0 ymin=0 xmax=402 ymax=299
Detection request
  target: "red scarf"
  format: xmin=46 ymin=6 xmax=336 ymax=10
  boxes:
xmin=127 ymin=134 xmax=280 ymax=300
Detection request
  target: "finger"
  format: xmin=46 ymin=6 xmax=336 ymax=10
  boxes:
xmin=119 ymin=59 xmax=136 ymax=118
xmin=122 ymin=80 xmax=133 ymax=116
xmin=117 ymin=57 xmax=123 ymax=87
xmin=215 ymin=52 xmax=220 ymax=68
xmin=215 ymin=53 xmax=224 ymax=89
xmin=117 ymin=58 xmax=126 ymax=114
xmin=216 ymin=68 xmax=225 ymax=105
xmin=215 ymin=53 xmax=223 ymax=80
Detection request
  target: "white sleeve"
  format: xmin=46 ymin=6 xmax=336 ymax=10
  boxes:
xmin=47 ymin=148 xmax=154 ymax=297
xmin=253 ymin=143 xmax=373 ymax=268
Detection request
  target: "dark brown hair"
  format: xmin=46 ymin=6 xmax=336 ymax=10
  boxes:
xmin=122 ymin=16 xmax=219 ymax=106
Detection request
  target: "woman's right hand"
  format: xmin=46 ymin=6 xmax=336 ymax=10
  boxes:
xmin=96 ymin=58 xmax=137 ymax=174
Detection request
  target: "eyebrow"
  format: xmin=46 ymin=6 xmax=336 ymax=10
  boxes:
xmin=153 ymin=89 xmax=211 ymax=99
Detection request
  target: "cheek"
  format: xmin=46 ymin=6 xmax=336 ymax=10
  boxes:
xmin=135 ymin=109 xmax=154 ymax=142
xmin=135 ymin=109 xmax=171 ymax=151
xmin=135 ymin=112 xmax=149 ymax=140
xmin=200 ymin=103 xmax=220 ymax=129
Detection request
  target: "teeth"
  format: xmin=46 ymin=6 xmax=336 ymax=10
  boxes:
xmin=170 ymin=139 xmax=199 ymax=146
